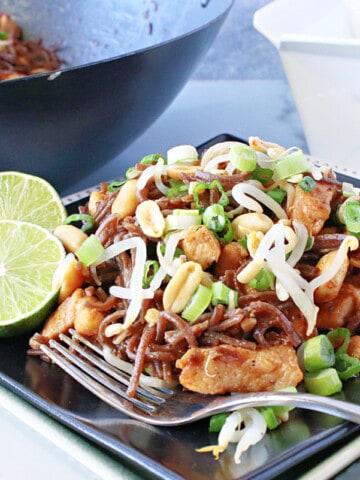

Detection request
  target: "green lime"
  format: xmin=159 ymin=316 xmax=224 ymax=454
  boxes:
xmin=0 ymin=171 xmax=67 ymax=231
xmin=0 ymin=220 xmax=66 ymax=337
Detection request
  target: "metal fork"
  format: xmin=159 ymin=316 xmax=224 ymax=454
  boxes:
xmin=38 ymin=329 xmax=360 ymax=427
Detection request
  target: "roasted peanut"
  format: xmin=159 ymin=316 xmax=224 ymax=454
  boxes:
xmin=181 ymin=225 xmax=221 ymax=270
xmin=111 ymin=179 xmax=139 ymax=219
xmin=57 ymin=256 xmax=87 ymax=303
xmin=41 ymin=288 xmax=83 ymax=339
xmin=145 ymin=308 xmax=161 ymax=325
xmin=54 ymin=224 xmax=88 ymax=253
xmin=88 ymin=190 xmax=107 ymax=216
xmin=314 ymin=250 xmax=349 ymax=303
xmin=74 ymin=302 xmax=104 ymax=337
xmin=136 ymin=200 xmax=165 ymax=238
xmin=163 ymin=261 xmax=202 ymax=312
xmin=232 ymin=212 xmax=274 ymax=240
xmin=166 ymin=165 xmax=200 ymax=181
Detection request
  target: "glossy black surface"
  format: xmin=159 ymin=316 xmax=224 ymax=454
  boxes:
xmin=0 ymin=133 xmax=360 ymax=479
xmin=0 ymin=0 xmax=233 ymax=191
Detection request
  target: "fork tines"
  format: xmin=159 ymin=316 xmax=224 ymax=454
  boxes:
xmin=39 ymin=329 xmax=173 ymax=414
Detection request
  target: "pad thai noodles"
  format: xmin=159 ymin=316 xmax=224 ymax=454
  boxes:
xmin=0 ymin=13 xmax=62 ymax=81
xmin=29 ymin=136 xmax=360 ymax=461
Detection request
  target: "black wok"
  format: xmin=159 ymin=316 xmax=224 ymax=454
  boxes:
xmin=0 ymin=0 xmax=233 ymax=190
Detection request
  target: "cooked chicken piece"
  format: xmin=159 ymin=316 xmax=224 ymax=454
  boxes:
xmin=41 ymin=288 xmax=104 ymax=339
xmin=181 ymin=225 xmax=221 ymax=270
xmin=316 ymin=283 xmax=360 ymax=330
xmin=176 ymin=344 xmax=303 ymax=394
xmin=289 ymin=182 xmax=336 ymax=236
xmin=214 ymin=241 xmax=248 ymax=277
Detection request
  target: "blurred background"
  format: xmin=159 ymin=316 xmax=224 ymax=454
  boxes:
xmin=193 ymin=0 xmax=285 ymax=80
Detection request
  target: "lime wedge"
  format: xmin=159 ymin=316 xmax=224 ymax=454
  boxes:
xmin=0 ymin=220 xmax=66 ymax=337
xmin=0 ymin=171 xmax=67 ymax=231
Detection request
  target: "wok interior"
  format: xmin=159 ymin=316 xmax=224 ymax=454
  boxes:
xmin=2 ymin=0 xmax=232 ymax=68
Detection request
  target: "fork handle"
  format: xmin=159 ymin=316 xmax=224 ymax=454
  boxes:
xmin=206 ymin=391 xmax=360 ymax=425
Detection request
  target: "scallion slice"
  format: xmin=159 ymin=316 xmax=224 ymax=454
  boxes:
xmin=182 ymin=284 xmax=212 ymax=322
xmin=64 ymin=213 xmax=95 ymax=233
xmin=304 ymin=368 xmax=342 ymax=396
xmin=203 ymin=204 xmax=227 ymax=232
xmin=0 ymin=32 xmax=8 ymax=40
xmin=229 ymin=143 xmax=257 ymax=172
xmin=141 ymin=153 xmax=166 ymax=165
xmin=211 ymin=281 xmax=238 ymax=307
xmin=142 ymin=260 xmax=160 ymax=288
xmin=193 ymin=180 xmax=229 ymax=211
xmin=248 ymin=268 xmax=275 ymax=291
xmin=266 ymin=188 xmax=286 ymax=205
xmin=165 ymin=209 xmax=202 ymax=232
xmin=209 ymin=412 xmax=229 ymax=432
xmin=297 ymin=334 xmax=335 ymax=373
xmin=75 ymin=234 xmax=105 ymax=266
xmin=107 ymin=180 xmax=125 ymax=192
xmin=342 ymin=201 xmax=360 ymax=236
xmin=167 ymin=145 xmax=198 ymax=165
xmin=258 ymin=407 xmax=280 ymax=430
xmin=251 ymin=167 xmax=273 ymax=184
xmin=327 ymin=328 xmax=350 ymax=354
xmin=335 ymin=352 xmax=360 ymax=380
xmin=298 ymin=176 xmax=316 ymax=192
xmin=274 ymin=149 xmax=309 ymax=180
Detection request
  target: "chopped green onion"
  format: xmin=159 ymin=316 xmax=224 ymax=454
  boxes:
xmin=0 ymin=32 xmax=8 ymax=40
xmin=297 ymin=335 xmax=335 ymax=373
xmin=182 ymin=284 xmax=212 ymax=322
xmin=140 ymin=153 xmax=166 ymax=165
xmin=193 ymin=180 xmax=229 ymax=211
xmin=211 ymin=281 xmax=238 ymax=307
xmin=107 ymin=180 xmax=125 ymax=192
xmin=272 ymin=386 xmax=298 ymax=417
xmin=248 ymin=268 xmax=275 ymax=291
xmin=203 ymin=204 xmax=227 ymax=232
xmin=343 ymin=201 xmax=360 ymax=236
xmin=305 ymin=236 xmax=314 ymax=251
xmin=342 ymin=182 xmax=359 ymax=198
xmin=75 ymin=234 xmax=105 ymax=266
xmin=304 ymin=368 xmax=342 ymax=396
xmin=165 ymin=209 xmax=202 ymax=232
xmin=167 ymin=145 xmax=198 ymax=165
xmin=238 ymin=235 xmax=248 ymax=249
xmin=274 ymin=149 xmax=309 ymax=180
xmin=125 ymin=167 xmax=138 ymax=179
xmin=165 ymin=179 xmax=188 ymax=198
xmin=64 ymin=213 xmax=95 ymax=233
xmin=299 ymin=176 xmax=316 ymax=192
xmin=259 ymin=407 xmax=281 ymax=430
xmin=229 ymin=144 xmax=257 ymax=172
xmin=327 ymin=328 xmax=351 ymax=354
xmin=266 ymin=188 xmax=286 ymax=205
xmin=209 ymin=412 xmax=229 ymax=432
xmin=250 ymin=167 xmax=274 ymax=184
xmin=160 ymin=244 xmax=184 ymax=258
xmin=143 ymin=260 xmax=160 ymax=288
xmin=220 ymin=217 xmax=235 ymax=244
xmin=334 ymin=352 xmax=360 ymax=380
